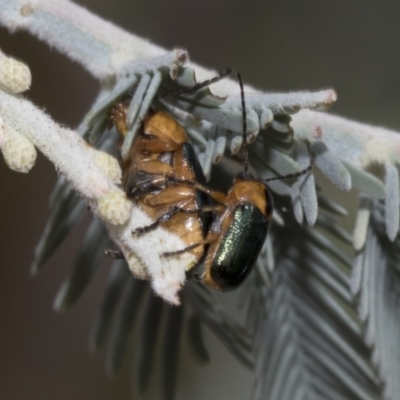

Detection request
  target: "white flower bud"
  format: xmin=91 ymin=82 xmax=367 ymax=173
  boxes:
xmin=2 ymin=134 xmax=37 ymax=173
xmin=0 ymin=55 xmax=31 ymax=94
xmin=93 ymin=151 xmax=121 ymax=183
xmin=97 ymin=190 xmax=132 ymax=225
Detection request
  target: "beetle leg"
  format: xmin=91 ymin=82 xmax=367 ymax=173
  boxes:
xmin=105 ymin=249 xmax=125 ymax=259
xmin=158 ymin=68 xmax=236 ymax=98
xmin=165 ymin=176 xmax=227 ymax=205
xmin=185 ymin=259 xmax=205 ymax=280
xmin=125 ymin=173 xmax=167 ymax=199
xmin=187 ymin=270 xmax=201 ymax=281
xmin=161 ymin=238 xmax=214 ymax=258
xmin=132 ymin=212 xmax=172 ymax=236
xmin=133 ymin=206 xmax=199 ymax=236
xmin=263 ymin=153 xmax=315 ymax=183
xmin=133 ymin=201 xmax=225 ymax=237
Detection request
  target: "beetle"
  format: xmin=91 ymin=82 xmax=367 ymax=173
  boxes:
xmin=109 ymin=104 xmax=217 ymax=268
xmin=160 ymin=70 xmax=314 ymax=291
xmin=189 ymin=164 xmax=313 ymax=291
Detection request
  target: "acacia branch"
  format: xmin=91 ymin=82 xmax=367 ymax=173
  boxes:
xmin=1 ymin=0 xmax=400 ymax=304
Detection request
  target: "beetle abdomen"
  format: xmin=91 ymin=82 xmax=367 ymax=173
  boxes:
xmin=211 ymin=203 xmax=269 ymax=291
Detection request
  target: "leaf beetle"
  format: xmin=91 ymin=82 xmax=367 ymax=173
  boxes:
xmin=109 ymin=103 xmax=214 ymax=270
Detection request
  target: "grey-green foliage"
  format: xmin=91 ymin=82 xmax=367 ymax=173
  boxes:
xmin=250 ymin=196 xmax=381 ymax=400
xmin=32 ymin=64 xmax=398 ymax=400
xmin=352 ymin=199 xmax=400 ymax=400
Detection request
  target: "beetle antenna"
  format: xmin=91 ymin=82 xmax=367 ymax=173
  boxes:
xmin=158 ymin=68 xmax=234 ymax=98
xmin=264 ymin=153 xmax=315 ymax=183
xmin=158 ymin=67 xmax=248 ymax=171
xmin=235 ymin=71 xmax=248 ymax=174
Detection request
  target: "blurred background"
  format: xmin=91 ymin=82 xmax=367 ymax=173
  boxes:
xmin=1 ymin=1 xmax=400 ymax=399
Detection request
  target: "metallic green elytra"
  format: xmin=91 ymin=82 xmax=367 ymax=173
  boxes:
xmin=210 ymin=203 xmax=270 ymax=290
